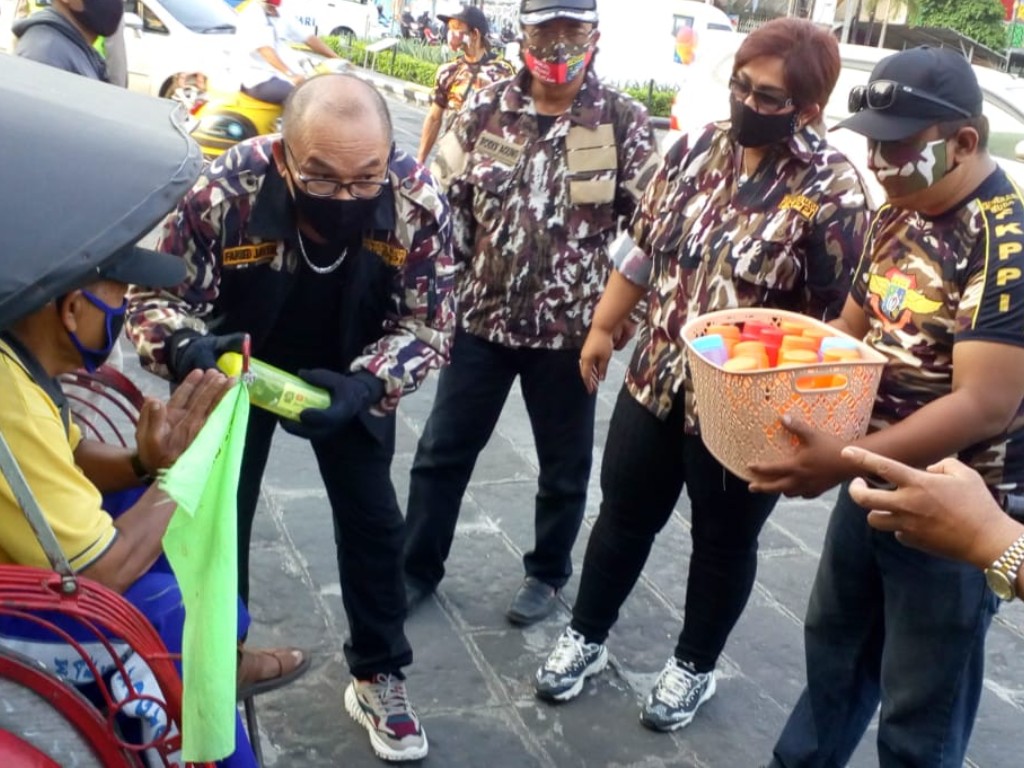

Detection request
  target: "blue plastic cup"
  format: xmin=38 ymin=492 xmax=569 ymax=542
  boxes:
xmin=691 ymin=334 xmax=729 ymax=366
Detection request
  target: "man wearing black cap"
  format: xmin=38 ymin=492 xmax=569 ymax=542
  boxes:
xmin=744 ymin=47 xmax=1024 ymax=767
xmin=415 ymin=4 xmax=516 ymax=164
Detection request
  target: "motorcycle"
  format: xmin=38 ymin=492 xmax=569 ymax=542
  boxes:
xmin=187 ymin=56 xmax=350 ymax=159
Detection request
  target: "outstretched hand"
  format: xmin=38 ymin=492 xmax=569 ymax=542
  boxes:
xmin=844 ymin=446 xmax=1021 ymax=568
xmin=135 ymin=369 xmax=235 ymax=472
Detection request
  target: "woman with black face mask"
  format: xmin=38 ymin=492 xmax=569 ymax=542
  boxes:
xmin=534 ymin=18 xmax=871 ymax=734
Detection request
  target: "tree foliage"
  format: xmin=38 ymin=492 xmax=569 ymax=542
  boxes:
xmin=915 ymin=0 xmax=1008 ymax=52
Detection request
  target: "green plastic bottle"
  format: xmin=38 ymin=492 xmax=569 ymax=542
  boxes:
xmin=217 ymin=352 xmax=331 ymax=421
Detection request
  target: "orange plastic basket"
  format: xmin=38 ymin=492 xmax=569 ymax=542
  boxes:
xmin=682 ymin=308 xmax=887 ymax=481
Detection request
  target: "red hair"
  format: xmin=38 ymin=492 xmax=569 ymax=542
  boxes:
xmin=733 ymin=18 xmax=841 ymax=109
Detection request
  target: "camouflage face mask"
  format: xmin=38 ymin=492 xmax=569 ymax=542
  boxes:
xmin=522 ymin=38 xmax=594 ymax=85
xmin=868 ymin=137 xmax=952 ymax=199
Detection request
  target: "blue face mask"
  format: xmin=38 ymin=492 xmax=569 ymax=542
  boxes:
xmin=67 ymin=289 xmax=127 ymax=373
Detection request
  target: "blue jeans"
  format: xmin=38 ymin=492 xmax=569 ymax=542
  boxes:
xmin=771 ymin=484 xmax=998 ymax=768
xmin=403 ymin=329 xmax=596 ymax=590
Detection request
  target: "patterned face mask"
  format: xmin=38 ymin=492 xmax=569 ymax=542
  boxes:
xmin=522 ymin=37 xmax=594 ymax=85
xmin=868 ymin=137 xmax=953 ymax=198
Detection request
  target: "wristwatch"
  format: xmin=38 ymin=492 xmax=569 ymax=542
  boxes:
xmin=984 ymin=532 xmax=1024 ymax=601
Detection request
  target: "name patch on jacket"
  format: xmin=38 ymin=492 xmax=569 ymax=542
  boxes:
xmin=223 ymin=242 xmax=278 ymax=267
xmin=780 ymin=194 xmax=819 ymax=220
xmin=477 ymin=133 xmax=524 ymax=166
xmin=364 ymin=238 xmax=407 ymax=267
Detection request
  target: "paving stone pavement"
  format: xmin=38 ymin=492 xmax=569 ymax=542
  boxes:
xmin=120 ymin=341 xmax=1024 ymax=768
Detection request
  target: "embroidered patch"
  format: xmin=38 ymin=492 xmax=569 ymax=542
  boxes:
xmin=476 ymin=133 xmax=525 ymax=166
xmin=779 ymin=194 xmax=820 ymax=220
xmin=364 ymin=238 xmax=407 ymax=267
xmin=223 ymin=242 xmax=278 ymax=267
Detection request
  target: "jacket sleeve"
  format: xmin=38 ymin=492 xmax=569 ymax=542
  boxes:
xmin=348 ymin=170 xmax=457 ymax=412
xmin=613 ymin=97 xmax=660 ymax=224
xmin=125 ymin=193 xmax=224 ymax=380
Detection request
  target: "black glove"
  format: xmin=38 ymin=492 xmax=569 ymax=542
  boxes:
xmin=281 ymin=369 xmax=386 ymax=441
xmin=167 ymin=329 xmax=247 ymax=381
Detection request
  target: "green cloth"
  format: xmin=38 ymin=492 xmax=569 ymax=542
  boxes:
xmin=160 ymin=383 xmax=250 ymax=761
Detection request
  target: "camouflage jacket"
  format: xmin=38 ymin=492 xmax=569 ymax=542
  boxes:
xmin=851 ymin=167 xmax=1024 ymax=492
xmin=618 ymin=121 xmax=870 ymax=426
xmin=431 ymin=66 xmax=659 ymax=349
xmin=432 ymin=50 xmax=516 ymax=133
xmin=125 ymin=136 xmax=456 ymax=413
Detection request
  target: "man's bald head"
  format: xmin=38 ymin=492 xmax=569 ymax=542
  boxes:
xmin=282 ymin=73 xmax=394 ymax=146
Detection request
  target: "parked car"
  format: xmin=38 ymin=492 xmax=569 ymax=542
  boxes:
xmin=667 ymin=36 xmax=1024 ymax=206
xmin=0 ymin=0 xmax=244 ymax=103
xmin=281 ymin=0 xmax=386 ymax=41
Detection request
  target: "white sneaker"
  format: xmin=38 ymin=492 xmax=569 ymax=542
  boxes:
xmin=534 ymin=626 xmax=608 ymax=702
xmin=344 ymin=674 xmax=428 ymax=761
xmin=640 ymin=657 xmax=716 ymax=732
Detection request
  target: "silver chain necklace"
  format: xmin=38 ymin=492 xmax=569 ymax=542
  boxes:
xmin=296 ymin=227 xmax=347 ymax=275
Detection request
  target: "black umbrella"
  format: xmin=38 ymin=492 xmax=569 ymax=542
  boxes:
xmin=0 ymin=53 xmax=202 ymax=330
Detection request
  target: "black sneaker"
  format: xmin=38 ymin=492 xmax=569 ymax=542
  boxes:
xmin=506 ymin=576 xmax=558 ymax=626
xmin=403 ymin=575 xmax=434 ymax=615
xmin=534 ymin=626 xmax=608 ymax=702
xmin=640 ymin=657 xmax=716 ymax=732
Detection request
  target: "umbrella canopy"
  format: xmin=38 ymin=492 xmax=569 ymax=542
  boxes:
xmin=0 ymin=53 xmax=202 ymax=330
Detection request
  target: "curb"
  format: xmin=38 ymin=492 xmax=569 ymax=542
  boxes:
xmin=353 ymin=69 xmax=432 ymax=108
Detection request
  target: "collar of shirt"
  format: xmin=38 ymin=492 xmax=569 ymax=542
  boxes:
xmin=247 ymin=161 xmax=399 ymax=242
xmin=500 ymin=66 xmax=606 ymax=130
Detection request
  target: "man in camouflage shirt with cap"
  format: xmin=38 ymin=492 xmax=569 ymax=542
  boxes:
xmin=126 ymin=74 xmax=454 ymax=763
xmin=402 ymin=0 xmax=659 ymax=626
xmin=746 ymin=48 xmax=1024 ymax=767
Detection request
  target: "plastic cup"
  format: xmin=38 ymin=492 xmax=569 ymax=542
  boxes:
xmin=780 ymin=320 xmax=808 ymax=335
xmin=706 ymin=324 xmax=741 ymax=340
xmin=780 ymin=335 xmax=819 ymax=355
xmin=820 ymin=336 xmax=861 ymax=354
xmin=778 ymin=349 xmax=819 ymax=367
xmin=800 ymin=327 xmax=832 ymax=350
xmin=823 ymin=347 xmax=862 ymax=362
xmin=723 ymin=355 xmax=759 ymax=372
xmin=691 ymin=334 xmax=729 ymax=366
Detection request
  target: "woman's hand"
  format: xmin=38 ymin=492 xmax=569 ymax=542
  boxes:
xmin=579 ymin=327 xmax=614 ymax=394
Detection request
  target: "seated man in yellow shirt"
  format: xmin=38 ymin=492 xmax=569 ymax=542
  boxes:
xmin=0 ymin=246 xmax=305 ymax=767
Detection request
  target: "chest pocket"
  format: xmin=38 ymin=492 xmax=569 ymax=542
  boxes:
xmin=724 ymin=208 xmax=808 ymax=294
xmin=467 ymin=152 xmax=518 ymax=235
xmin=565 ymin=123 xmax=618 ymax=240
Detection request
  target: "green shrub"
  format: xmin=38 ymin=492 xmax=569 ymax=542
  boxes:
xmin=623 ymin=83 xmax=676 ymax=118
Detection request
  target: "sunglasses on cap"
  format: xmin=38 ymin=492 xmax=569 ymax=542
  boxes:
xmin=848 ymin=80 xmax=973 ymax=119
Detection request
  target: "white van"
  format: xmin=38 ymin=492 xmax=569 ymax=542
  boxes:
xmin=595 ymin=0 xmax=737 ymax=87
xmin=284 ymin=0 xmax=386 ymax=41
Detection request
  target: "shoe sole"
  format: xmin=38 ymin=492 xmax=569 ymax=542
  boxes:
xmin=535 ymin=646 xmax=609 ymax=703
xmin=639 ymin=674 xmax=717 ymax=732
xmin=344 ymin=683 xmax=429 ymax=761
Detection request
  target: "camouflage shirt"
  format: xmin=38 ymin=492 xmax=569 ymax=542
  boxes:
xmin=618 ymin=121 xmax=870 ymax=427
xmin=125 ymin=136 xmax=456 ymax=413
xmin=851 ymin=167 xmax=1024 ymax=492
xmin=431 ymin=50 xmax=516 ymax=133
xmin=431 ymin=66 xmax=659 ymax=350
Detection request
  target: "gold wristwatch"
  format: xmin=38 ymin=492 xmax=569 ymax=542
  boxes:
xmin=984 ymin=532 xmax=1024 ymax=601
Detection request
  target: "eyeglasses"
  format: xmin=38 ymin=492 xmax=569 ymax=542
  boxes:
xmin=848 ymin=80 xmax=973 ymax=119
xmin=283 ymin=143 xmax=390 ymax=200
xmin=728 ymin=76 xmax=793 ymax=114
xmin=522 ymin=25 xmax=593 ymax=46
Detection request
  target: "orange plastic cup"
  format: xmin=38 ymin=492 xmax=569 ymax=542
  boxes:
xmin=723 ymin=355 xmax=759 ymax=372
xmin=780 ymin=320 xmax=808 ymax=335
xmin=780 ymin=335 xmax=819 ymax=355
xmin=706 ymin=324 xmax=741 ymax=340
xmin=778 ymin=349 xmax=818 ymax=367
xmin=800 ymin=327 xmax=832 ymax=350
xmin=822 ymin=347 xmax=861 ymax=362
xmin=732 ymin=340 xmax=769 ymax=368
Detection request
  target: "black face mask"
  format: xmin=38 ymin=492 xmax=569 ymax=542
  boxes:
xmin=728 ymin=97 xmax=798 ymax=148
xmin=71 ymin=0 xmax=124 ymax=37
xmin=291 ymin=186 xmax=380 ymax=248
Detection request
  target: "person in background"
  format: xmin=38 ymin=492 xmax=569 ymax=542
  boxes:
xmin=532 ymin=18 xmax=868 ymax=733
xmin=748 ymin=47 xmax=1024 ymax=768
xmin=236 ymin=0 xmax=341 ymax=104
xmin=14 ymin=0 xmax=122 ymax=82
xmin=416 ymin=4 xmax=516 ymax=164
xmin=126 ymin=74 xmax=455 ymax=763
xmin=403 ymin=0 xmax=659 ymax=626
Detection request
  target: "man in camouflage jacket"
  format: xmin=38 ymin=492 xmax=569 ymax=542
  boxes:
xmin=126 ymin=75 xmax=453 ymax=762
xmin=402 ymin=0 xmax=659 ymax=626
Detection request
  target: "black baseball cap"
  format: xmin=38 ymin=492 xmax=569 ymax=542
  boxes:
xmin=438 ymin=5 xmax=489 ymax=36
xmin=836 ymin=46 xmax=983 ymax=141
xmin=520 ymin=0 xmax=598 ymax=25
xmin=99 ymin=244 xmax=186 ymax=288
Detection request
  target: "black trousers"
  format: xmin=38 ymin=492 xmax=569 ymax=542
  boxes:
xmin=571 ymin=385 xmax=779 ymax=672
xmin=237 ymin=406 xmax=411 ymax=678
xmin=403 ymin=329 xmax=596 ymax=590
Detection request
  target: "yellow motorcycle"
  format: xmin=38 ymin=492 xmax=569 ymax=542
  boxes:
xmin=189 ymin=56 xmax=350 ymax=158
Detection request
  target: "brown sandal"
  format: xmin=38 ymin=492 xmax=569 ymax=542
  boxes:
xmin=237 ymin=645 xmax=310 ymax=700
